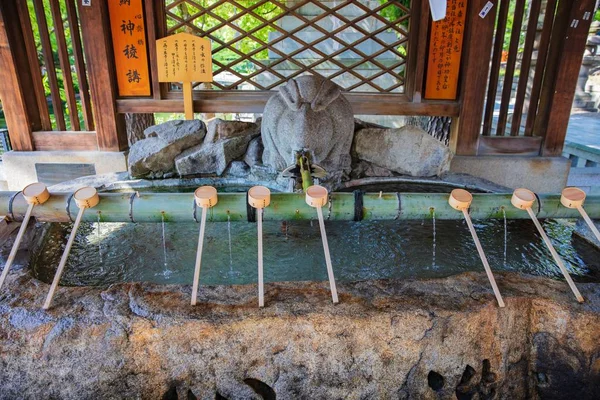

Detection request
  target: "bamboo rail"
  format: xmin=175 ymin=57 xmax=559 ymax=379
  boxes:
xmin=1 ymin=191 xmax=600 ymax=223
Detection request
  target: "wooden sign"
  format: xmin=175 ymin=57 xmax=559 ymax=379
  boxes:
xmin=424 ymin=0 xmax=467 ymax=100
xmin=156 ymin=33 xmax=213 ymax=120
xmin=108 ymin=0 xmax=151 ymax=97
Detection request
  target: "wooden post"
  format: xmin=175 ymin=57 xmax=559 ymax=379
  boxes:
xmin=449 ymin=0 xmax=498 ymax=155
xmin=0 ymin=1 xmax=39 ymax=151
xmin=78 ymin=0 xmax=127 ymax=151
xmin=536 ymin=0 xmax=596 ymax=156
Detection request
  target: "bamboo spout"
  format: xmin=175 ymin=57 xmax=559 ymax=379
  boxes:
xmin=1 ymin=191 xmax=600 ymax=223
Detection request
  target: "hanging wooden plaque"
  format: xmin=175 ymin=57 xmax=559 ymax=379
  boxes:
xmin=108 ymin=0 xmax=151 ymax=97
xmin=424 ymin=0 xmax=468 ymax=100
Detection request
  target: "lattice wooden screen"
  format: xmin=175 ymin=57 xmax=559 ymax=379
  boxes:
xmin=164 ymin=0 xmax=411 ymax=92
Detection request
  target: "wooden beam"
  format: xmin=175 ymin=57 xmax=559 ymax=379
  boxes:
xmin=405 ymin=0 xmax=429 ymax=102
xmin=482 ymin=0 xmax=510 ymax=136
xmin=32 ymin=131 xmax=98 ymax=151
xmin=0 ymin=1 xmax=36 ymax=151
xmin=78 ymin=0 xmax=126 ymax=151
xmin=117 ymin=94 xmax=460 ymax=116
xmin=496 ymin=0 xmax=526 ymax=137
xmin=478 ymin=136 xmax=542 ymax=156
xmin=541 ymin=0 xmax=596 ymax=156
xmin=449 ymin=0 xmax=498 ymax=155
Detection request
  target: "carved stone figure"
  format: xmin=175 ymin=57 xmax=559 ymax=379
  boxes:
xmin=261 ymin=75 xmax=354 ymax=180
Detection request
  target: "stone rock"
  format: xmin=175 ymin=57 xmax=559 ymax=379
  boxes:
xmin=244 ymin=136 xmax=264 ymax=167
xmin=206 ymin=118 xmax=259 ymax=141
xmin=128 ymin=120 xmax=206 ymax=178
xmin=175 ymin=135 xmax=254 ymax=176
xmin=226 ymin=161 xmax=250 ymax=177
xmin=249 ymin=164 xmax=278 ymax=182
xmin=261 ymin=75 xmax=354 ymax=176
xmin=0 ymin=261 xmax=599 ymax=399
xmin=354 ymin=125 xmax=452 ymax=177
xmin=351 ymin=160 xmax=394 ymax=179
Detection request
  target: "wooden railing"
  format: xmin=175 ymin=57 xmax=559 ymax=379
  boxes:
xmin=0 ymin=0 xmax=126 ymax=152
xmin=474 ymin=0 xmax=596 ymax=156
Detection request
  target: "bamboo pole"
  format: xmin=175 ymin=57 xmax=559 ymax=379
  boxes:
xmin=449 ymin=189 xmax=505 ymax=307
xmin=0 ymin=191 xmax=599 ymax=223
xmin=513 ymin=188 xmax=584 ymax=303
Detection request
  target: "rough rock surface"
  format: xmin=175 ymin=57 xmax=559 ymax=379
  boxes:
xmin=128 ymin=120 xmax=206 ymax=178
xmin=261 ymin=75 xmax=354 ymax=177
xmin=0 ymin=260 xmax=598 ymax=399
xmin=175 ymin=119 xmax=260 ymax=177
xmin=243 ymin=137 xmax=264 ymax=167
xmin=354 ymin=126 xmax=453 ymax=177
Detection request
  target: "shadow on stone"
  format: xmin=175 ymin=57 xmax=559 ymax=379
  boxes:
xmin=427 ymin=371 xmax=445 ymax=392
xmin=244 ymin=378 xmax=276 ymax=400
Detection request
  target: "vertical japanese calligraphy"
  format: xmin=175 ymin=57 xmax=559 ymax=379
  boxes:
xmin=156 ymin=32 xmax=213 ymax=83
xmin=425 ymin=0 xmax=467 ymax=100
xmin=156 ymin=33 xmax=213 ymax=119
xmin=108 ymin=0 xmax=151 ymax=96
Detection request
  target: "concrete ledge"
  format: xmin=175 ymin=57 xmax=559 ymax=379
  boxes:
xmin=450 ymin=155 xmax=571 ymax=193
xmin=2 ymin=151 xmax=127 ymax=190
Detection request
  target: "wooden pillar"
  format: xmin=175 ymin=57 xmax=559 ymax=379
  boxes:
xmin=0 ymin=1 xmax=40 ymax=151
xmin=78 ymin=0 xmax=127 ymax=151
xmin=537 ymin=0 xmax=596 ymax=156
xmin=449 ymin=0 xmax=498 ymax=155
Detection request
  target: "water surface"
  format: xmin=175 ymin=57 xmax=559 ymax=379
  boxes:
xmin=29 ymin=218 xmax=600 ymax=287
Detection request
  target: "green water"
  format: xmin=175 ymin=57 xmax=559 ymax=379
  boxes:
xmin=29 ymin=217 xmax=600 ymax=287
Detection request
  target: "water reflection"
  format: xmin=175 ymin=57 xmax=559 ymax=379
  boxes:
xmin=28 ymin=218 xmax=600 ymax=287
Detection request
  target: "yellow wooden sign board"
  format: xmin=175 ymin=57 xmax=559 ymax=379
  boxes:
xmin=424 ymin=0 xmax=467 ymax=100
xmin=156 ymin=33 xmax=213 ymax=119
xmin=107 ymin=0 xmax=151 ymax=97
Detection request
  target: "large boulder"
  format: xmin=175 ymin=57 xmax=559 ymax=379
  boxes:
xmin=261 ymin=75 xmax=354 ymax=177
xmin=175 ymin=119 xmax=260 ymax=176
xmin=127 ymin=120 xmax=206 ymax=178
xmin=354 ymin=126 xmax=453 ymax=177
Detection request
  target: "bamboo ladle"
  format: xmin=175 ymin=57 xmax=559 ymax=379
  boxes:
xmin=191 ymin=186 xmax=218 ymax=306
xmin=248 ymin=186 xmax=271 ymax=307
xmin=512 ymin=188 xmax=584 ymax=303
xmin=43 ymin=187 xmax=100 ymax=310
xmin=0 ymin=183 xmax=50 ymax=291
xmin=306 ymin=185 xmax=339 ymax=304
xmin=561 ymin=187 xmax=600 ymax=244
xmin=449 ymin=189 xmax=505 ymax=307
